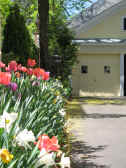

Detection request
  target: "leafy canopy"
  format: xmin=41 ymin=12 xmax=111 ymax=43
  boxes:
xmin=49 ymin=0 xmax=92 ymax=18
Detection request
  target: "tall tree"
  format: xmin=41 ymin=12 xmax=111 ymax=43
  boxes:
xmin=2 ymin=4 xmax=34 ymax=65
xmin=38 ymin=0 xmax=92 ymax=69
xmin=38 ymin=0 xmax=49 ymax=69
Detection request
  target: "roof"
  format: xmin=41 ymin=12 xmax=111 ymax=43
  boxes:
xmin=69 ymin=0 xmax=123 ymax=32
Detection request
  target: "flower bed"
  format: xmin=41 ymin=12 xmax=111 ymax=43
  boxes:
xmin=0 ymin=59 xmax=70 ymax=167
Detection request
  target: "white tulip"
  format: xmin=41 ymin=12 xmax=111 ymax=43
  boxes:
xmin=15 ymin=129 xmax=35 ymax=148
xmin=35 ymin=150 xmax=55 ymax=167
xmin=60 ymin=153 xmax=70 ymax=168
xmin=59 ymin=108 xmax=66 ymax=116
xmin=0 ymin=112 xmax=17 ymax=132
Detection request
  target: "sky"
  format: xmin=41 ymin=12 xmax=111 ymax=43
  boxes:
xmin=85 ymin=0 xmax=97 ymax=7
xmin=69 ymin=0 xmax=98 ymax=17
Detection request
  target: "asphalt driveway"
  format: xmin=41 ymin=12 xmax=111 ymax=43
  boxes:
xmin=67 ymin=99 xmax=126 ymax=168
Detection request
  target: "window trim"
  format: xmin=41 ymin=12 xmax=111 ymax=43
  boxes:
xmin=122 ymin=16 xmax=126 ymax=31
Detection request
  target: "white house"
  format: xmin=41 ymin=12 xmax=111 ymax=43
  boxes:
xmin=70 ymin=0 xmax=126 ymax=97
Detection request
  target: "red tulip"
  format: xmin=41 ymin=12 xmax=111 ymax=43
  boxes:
xmin=0 ymin=61 xmax=5 ymax=68
xmin=5 ymin=66 xmax=10 ymax=72
xmin=21 ymin=66 xmax=27 ymax=72
xmin=33 ymin=68 xmax=45 ymax=78
xmin=18 ymin=64 xmax=27 ymax=73
xmin=27 ymin=58 xmax=36 ymax=67
xmin=8 ymin=61 xmax=17 ymax=72
xmin=42 ymin=72 xmax=50 ymax=80
xmin=27 ymin=68 xmax=33 ymax=75
xmin=34 ymin=134 xmax=60 ymax=152
xmin=0 ymin=72 xmax=11 ymax=85
xmin=17 ymin=64 xmax=22 ymax=71
xmin=33 ymin=68 xmax=50 ymax=80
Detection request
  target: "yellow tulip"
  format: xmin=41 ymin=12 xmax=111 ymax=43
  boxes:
xmin=0 ymin=149 xmax=13 ymax=164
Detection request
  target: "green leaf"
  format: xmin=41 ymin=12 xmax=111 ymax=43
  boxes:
xmin=0 ymin=128 xmax=4 ymax=136
xmin=27 ymin=145 xmax=38 ymax=164
xmin=8 ymin=159 xmax=18 ymax=168
xmin=2 ymin=130 xmax=8 ymax=149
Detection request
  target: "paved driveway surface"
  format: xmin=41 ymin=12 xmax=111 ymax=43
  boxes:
xmin=69 ymin=103 xmax=126 ymax=168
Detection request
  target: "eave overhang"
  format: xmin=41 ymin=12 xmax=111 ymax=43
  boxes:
xmin=73 ymin=38 xmax=126 ymax=46
xmin=75 ymin=39 xmax=126 ymax=54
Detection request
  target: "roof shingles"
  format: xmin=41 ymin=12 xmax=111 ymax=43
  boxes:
xmin=69 ymin=0 xmax=123 ymax=30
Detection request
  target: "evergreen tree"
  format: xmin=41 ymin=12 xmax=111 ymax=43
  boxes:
xmin=2 ymin=4 xmax=34 ymax=65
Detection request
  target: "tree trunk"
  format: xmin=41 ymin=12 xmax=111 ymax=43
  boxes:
xmin=38 ymin=0 xmax=49 ymax=70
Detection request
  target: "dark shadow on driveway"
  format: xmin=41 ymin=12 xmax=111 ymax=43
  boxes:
xmin=70 ymin=140 xmax=109 ymax=168
xmin=85 ymin=113 xmax=126 ymax=119
xmin=66 ymin=104 xmax=86 ymax=119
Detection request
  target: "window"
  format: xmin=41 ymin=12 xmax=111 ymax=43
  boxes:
xmin=104 ymin=66 xmax=111 ymax=74
xmin=123 ymin=17 xmax=126 ymax=30
xmin=81 ymin=65 xmax=88 ymax=73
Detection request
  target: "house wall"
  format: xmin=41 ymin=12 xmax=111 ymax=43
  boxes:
xmin=78 ymin=44 xmax=126 ymax=54
xmin=72 ymin=53 xmax=120 ymax=97
xmin=77 ymin=8 xmax=126 ymax=39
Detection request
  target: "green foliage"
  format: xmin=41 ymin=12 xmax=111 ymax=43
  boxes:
xmin=0 ymin=60 xmax=68 ymax=167
xmin=2 ymin=4 xmax=37 ymax=65
xmin=48 ymin=2 xmax=78 ymax=97
xmin=0 ymin=77 xmax=65 ymax=140
xmin=12 ymin=0 xmax=38 ymax=34
xmin=48 ymin=15 xmax=78 ymax=83
xmin=0 ymin=0 xmax=12 ymax=25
